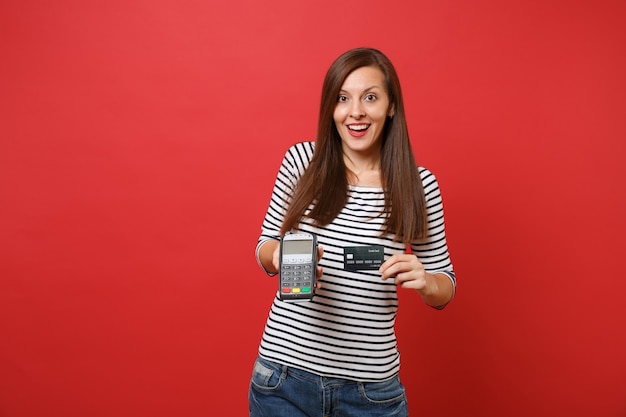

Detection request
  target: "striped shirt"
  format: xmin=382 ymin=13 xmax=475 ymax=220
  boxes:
xmin=255 ymin=141 xmax=455 ymax=382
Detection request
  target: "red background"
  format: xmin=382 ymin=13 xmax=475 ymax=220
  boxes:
xmin=1 ymin=0 xmax=625 ymax=416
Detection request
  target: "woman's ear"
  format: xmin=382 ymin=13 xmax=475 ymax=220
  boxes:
xmin=388 ymin=104 xmax=395 ymax=118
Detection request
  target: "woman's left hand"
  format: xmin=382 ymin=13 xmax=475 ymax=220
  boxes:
xmin=379 ymin=254 xmax=434 ymax=295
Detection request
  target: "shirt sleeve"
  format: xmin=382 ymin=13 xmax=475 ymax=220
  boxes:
xmin=411 ymin=168 xmax=456 ymax=308
xmin=255 ymin=142 xmax=315 ymax=275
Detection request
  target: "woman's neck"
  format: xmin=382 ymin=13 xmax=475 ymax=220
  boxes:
xmin=343 ymin=152 xmax=382 ymax=188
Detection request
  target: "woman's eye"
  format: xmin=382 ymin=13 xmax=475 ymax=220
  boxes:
xmin=338 ymin=95 xmax=348 ymax=103
xmin=364 ymin=94 xmax=377 ymax=102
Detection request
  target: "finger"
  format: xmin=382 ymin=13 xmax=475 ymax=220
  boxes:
xmin=380 ymin=261 xmax=406 ymax=281
xmin=399 ymin=277 xmax=426 ymax=291
xmin=379 ymin=254 xmax=399 ymax=272
xmin=316 ymin=245 xmax=324 ymax=278
xmin=380 ymin=253 xmax=414 ymax=274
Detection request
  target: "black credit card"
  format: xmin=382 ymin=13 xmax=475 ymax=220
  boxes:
xmin=343 ymin=245 xmax=384 ymax=271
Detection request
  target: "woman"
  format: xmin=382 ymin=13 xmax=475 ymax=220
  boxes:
xmin=249 ymin=48 xmax=455 ymax=417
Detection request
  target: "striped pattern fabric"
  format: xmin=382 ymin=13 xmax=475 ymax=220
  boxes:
xmin=256 ymin=141 xmax=455 ymax=382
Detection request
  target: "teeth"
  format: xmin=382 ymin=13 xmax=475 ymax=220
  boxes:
xmin=348 ymin=124 xmax=369 ymax=131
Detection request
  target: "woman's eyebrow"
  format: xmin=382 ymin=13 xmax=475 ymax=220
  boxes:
xmin=339 ymin=85 xmax=383 ymax=94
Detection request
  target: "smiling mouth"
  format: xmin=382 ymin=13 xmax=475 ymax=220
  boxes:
xmin=347 ymin=124 xmax=370 ymax=137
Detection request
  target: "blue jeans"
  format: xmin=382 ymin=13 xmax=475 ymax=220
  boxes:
xmin=248 ymin=356 xmax=408 ymax=417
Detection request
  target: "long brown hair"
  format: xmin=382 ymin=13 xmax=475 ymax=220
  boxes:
xmin=280 ymin=48 xmax=428 ymax=244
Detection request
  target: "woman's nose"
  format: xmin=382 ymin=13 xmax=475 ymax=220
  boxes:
xmin=350 ymin=101 xmax=365 ymax=119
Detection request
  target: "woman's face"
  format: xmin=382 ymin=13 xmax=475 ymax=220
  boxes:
xmin=333 ymin=65 xmax=393 ymax=158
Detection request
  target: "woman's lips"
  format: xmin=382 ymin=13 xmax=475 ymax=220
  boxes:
xmin=347 ymin=124 xmax=370 ymax=138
